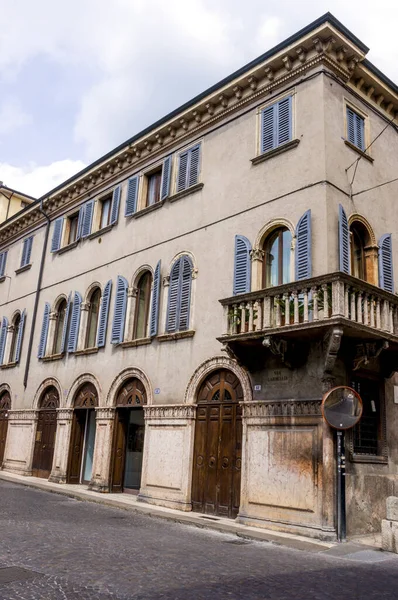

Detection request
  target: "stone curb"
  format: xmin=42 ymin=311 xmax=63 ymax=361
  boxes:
xmin=0 ymin=471 xmax=331 ymax=554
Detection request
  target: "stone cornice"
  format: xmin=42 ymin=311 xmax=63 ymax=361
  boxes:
xmin=0 ymin=21 xmax=395 ymax=247
xmin=144 ymin=404 xmax=196 ymax=420
xmin=242 ymin=400 xmax=322 ymax=418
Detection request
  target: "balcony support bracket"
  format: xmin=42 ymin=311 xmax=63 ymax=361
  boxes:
xmin=323 ymin=326 xmax=344 ymax=380
xmin=353 ymin=340 xmax=389 ymax=371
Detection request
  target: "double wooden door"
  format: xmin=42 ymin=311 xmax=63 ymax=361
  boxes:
xmin=0 ymin=393 xmax=10 ymax=467
xmin=192 ymin=370 xmax=243 ymax=519
xmin=67 ymin=409 xmax=96 ymax=484
xmin=111 ymin=407 xmax=145 ymax=492
xmin=32 ymin=409 xmax=57 ymax=478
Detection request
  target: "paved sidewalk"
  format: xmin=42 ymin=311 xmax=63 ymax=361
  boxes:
xmin=0 ymin=470 xmax=333 ymax=554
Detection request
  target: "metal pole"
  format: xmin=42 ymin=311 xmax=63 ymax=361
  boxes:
xmin=336 ymin=430 xmax=346 ymax=542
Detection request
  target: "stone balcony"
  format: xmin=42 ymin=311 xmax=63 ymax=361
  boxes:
xmin=218 ymin=273 xmax=398 ymax=360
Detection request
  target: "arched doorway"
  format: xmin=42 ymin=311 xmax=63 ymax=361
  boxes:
xmin=67 ymin=383 xmax=98 ymax=485
xmin=110 ymin=378 xmax=147 ymax=493
xmin=32 ymin=386 xmax=59 ymax=478
xmin=191 ymin=369 xmax=243 ymax=518
xmin=0 ymin=391 xmax=11 ymax=467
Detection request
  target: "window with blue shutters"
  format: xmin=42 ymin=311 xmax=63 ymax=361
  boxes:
xmin=260 ymin=96 xmax=292 ymax=154
xmin=295 ymin=210 xmax=312 ymax=280
xmin=38 ymin=302 xmax=51 ymax=359
xmin=379 ymin=234 xmax=394 ymax=293
xmin=233 ymin=236 xmax=252 ymax=295
xmin=125 ymin=176 xmax=139 ymax=216
xmin=110 ymin=186 xmax=121 ymax=225
xmin=176 ymin=145 xmax=201 ymax=193
xmin=14 ymin=309 xmax=26 ymax=364
xmin=67 ymin=292 xmax=82 ymax=353
xmin=0 ymin=317 xmax=8 ymax=365
xmin=111 ymin=276 xmax=128 ymax=344
xmin=161 ymin=156 xmax=172 ymax=200
xmin=346 ymin=107 xmax=365 ymax=151
xmin=339 ymin=205 xmax=350 ymax=274
xmin=166 ymin=256 xmax=193 ymax=332
xmin=150 ymin=261 xmax=161 ymax=337
xmin=51 ymin=218 xmax=64 ymax=253
xmin=96 ymin=280 xmax=112 ymax=347
xmin=0 ymin=251 xmax=8 ymax=277
xmin=20 ymin=235 xmax=33 ymax=267
xmin=81 ymin=200 xmax=94 ymax=238
xmin=60 ymin=293 xmax=72 ymax=354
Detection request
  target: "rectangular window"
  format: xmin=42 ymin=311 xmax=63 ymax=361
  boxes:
xmin=68 ymin=213 xmax=79 ymax=244
xmin=176 ymin=144 xmax=201 ymax=193
xmin=260 ymin=96 xmax=292 ymax=154
xmin=0 ymin=251 xmax=7 ymax=277
xmin=350 ymin=377 xmax=385 ymax=458
xmin=100 ymin=195 xmax=112 ymax=229
xmin=146 ymin=169 xmax=162 ymax=206
xmin=21 ymin=236 xmax=33 ymax=267
xmin=346 ymin=107 xmax=365 ymax=151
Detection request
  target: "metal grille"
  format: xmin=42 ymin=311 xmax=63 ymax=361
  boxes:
xmin=351 ymin=379 xmax=379 ymax=455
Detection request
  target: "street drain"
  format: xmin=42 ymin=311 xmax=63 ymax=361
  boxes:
xmin=200 ymin=516 xmax=220 ymax=521
xmin=224 ymin=539 xmax=251 ymax=545
xmin=0 ymin=567 xmax=41 ymax=585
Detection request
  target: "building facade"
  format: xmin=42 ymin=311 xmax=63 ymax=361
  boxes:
xmin=1 ymin=13 xmax=398 ymax=540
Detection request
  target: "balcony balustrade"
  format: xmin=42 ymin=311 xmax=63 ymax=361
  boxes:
xmin=220 ymin=272 xmax=398 ymax=341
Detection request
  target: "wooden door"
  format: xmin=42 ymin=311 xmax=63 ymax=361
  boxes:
xmin=192 ymin=370 xmax=243 ymax=519
xmin=110 ymin=409 xmax=128 ymax=492
xmin=0 ymin=392 xmax=11 ymax=467
xmin=32 ymin=409 xmax=57 ymax=478
xmin=67 ymin=410 xmax=86 ymax=484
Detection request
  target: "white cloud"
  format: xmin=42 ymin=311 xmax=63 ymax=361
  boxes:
xmin=0 ymin=98 xmax=31 ymax=135
xmin=0 ymin=160 xmax=86 ymax=198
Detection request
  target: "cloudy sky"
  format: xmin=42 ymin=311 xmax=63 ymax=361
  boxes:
xmin=0 ymin=1 xmax=396 ymax=198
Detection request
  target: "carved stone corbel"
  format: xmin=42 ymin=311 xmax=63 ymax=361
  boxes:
xmin=313 ymin=37 xmax=324 ymax=54
xmin=168 ymin=126 xmax=176 ymax=138
xmin=233 ymin=85 xmax=243 ymax=99
xmin=356 ymin=77 xmax=365 ymax=91
xmin=336 ymin=46 xmax=347 ymax=62
xmin=219 ymin=94 xmax=228 ymax=107
xmin=323 ymin=326 xmax=343 ymax=375
xmin=347 ymin=56 xmax=359 ymax=73
xmin=180 ymin=118 xmax=188 ymax=131
xmin=192 ymin=110 xmax=202 ymax=123
xmin=221 ymin=342 xmax=241 ymax=364
xmin=248 ymin=76 xmax=258 ymax=91
xmin=264 ymin=66 xmax=274 ymax=81
xmin=282 ymin=56 xmax=292 ymax=72
xmin=206 ymin=103 xmax=215 ymax=116
xmin=296 ymin=47 xmax=307 ymax=64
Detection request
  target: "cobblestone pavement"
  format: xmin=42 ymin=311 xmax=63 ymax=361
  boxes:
xmin=1 ymin=481 xmax=398 ymax=599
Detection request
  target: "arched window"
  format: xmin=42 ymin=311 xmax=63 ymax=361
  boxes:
xmin=263 ymin=228 xmax=292 ymax=287
xmin=350 ymin=224 xmax=366 ymax=280
xmin=9 ymin=313 xmax=21 ymax=363
xmin=85 ymin=288 xmax=101 ymax=348
xmin=166 ymin=255 xmax=193 ymax=332
xmin=133 ymin=271 xmax=152 ymax=339
xmin=53 ymin=298 xmax=67 ymax=355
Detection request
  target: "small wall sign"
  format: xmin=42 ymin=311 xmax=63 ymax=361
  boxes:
xmin=254 ymin=385 xmax=262 ymax=391
xmin=154 ymin=388 xmax=160 ymax=394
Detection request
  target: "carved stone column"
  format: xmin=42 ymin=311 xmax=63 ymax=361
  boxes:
xmin=125 ymin=287 xmax=138 ymax=341
xmin=49 ymin=408 xmax=74 ymax=484
xmin=77 ymin=303 xmax=89 ymax=350
xmin=250 ymin=249 xmax=264 ymax=292
xmin=45 ymin=312 xmax=57 ymax=356
xmin=160 ymin=276 xmax=170 ymax=333
xmin=3 ymin=325 xmax=13 ymax=364
xmin=88 ymin=407 xmax=116 ymax=493
xmin=364 ymin=246 xmax=379 ymax=286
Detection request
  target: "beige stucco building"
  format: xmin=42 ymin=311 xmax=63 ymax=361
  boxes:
xmin=1 ymin=13 xmax=398 ymax=540
xmin=0 ymin=183 xmax=35 ymax=224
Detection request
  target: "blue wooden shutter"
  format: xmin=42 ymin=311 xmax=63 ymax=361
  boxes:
xmin=177 ymin=152 xmax=189 ymax=192
xmin=21 ymin=236 xmax=33 ymax=267
xmin=277 ymin=96 xmax=292 ymax=146
xmin=21 ymin=239 xmax=27 ymax=267
xmin=178 ymin=256 xmax=193 ymax=331
xmin=125 ymin=176 xmax=139 ymax=216
xmin=97 ymin=279 xmax=112 ymax=347
xmin=77 ymin=205 xmax=85 ymax=240
xmin=233 ymin=235 xmax=252 ymax=295
xmin=38 ymin=302 xmax=50 ymax=359
xmin=150 ymin=261 xmax=161 ymax=337
xmin=0 ymin=317 xmax=8 ymax=365
xmin=15 ymin=309 xmax=26 ymax=363
xmin=261 ymin=105 xmax=276 ymax=153
xmin=81 ymin=200 xmax=94 ymax=238
xmin=160 ymin=156 xmax=172 ymax=200
xmin=51 ymin=218 xmax=64 ymax=252
xmin=339 ymin=205 xmax=350 ymax=274
xmin=166 ymin=259 xmax=181 ymax=332
xmin=110 ymin=186 xmax=121 ymax=225
xmin=0 ymin=251 xmax=7 ymax=277
xmin=295 ymin=210 xmax=312 ymax=280
xmin=188 ymin=145 xmax=200 ymax=187
xmin=61 ymin=292 xmax=72 ymax=353
xmin=379 ymin=234 xmax=394 ymax=293
xmin=67 ymin=292 xmax=82 ymax=352
xmin=347 ymin=108 xmax=355 ymax=145
xmin=347 ymin=108 xmax=365 ymax=150
xmin=111 ymin=276 xmax=128 ymax=344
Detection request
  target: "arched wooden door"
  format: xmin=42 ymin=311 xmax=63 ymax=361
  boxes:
xmin=192 ymin=370 xmax=243 ymax=519
xmin=111 ymin=378 xmax=147 ymax=493
xmin=0 ymin=392 xmax=11 ymax=467
xmin=32 ymin=386 xmax=59 ymax=479
xmin=67 ymin=383 xmax=98 ymax=485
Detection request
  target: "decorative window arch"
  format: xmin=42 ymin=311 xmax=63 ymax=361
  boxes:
xmin=133 ymin=270 xmax=153 ymax=340
xmin=347 ymin=213 xmax=378 ymax=286
xmin=166 ymin=254 xmax=195 ymax=333
xmin=251 ymin=219 xmax=295 ymax=291
xmin=53 ymin=296 xmax=68 ymax=355
xmin=7 ymin=310 xmax=26 ymax=364
xmin=85 ymin=286 xmax=102 ymax=349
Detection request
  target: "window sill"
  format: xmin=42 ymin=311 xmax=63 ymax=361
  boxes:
xmin=41 ymin=353 xmax=64 ymax=362
xmin=344 ymin=140 xmax=374 ymax=163
xmin=168 ymin=183 xmax=204 ymax=203
xmin=0 ymin=361 xmax=17 ymax=370
xmin=88 ymin=224 xmax=114 ymax=240
xmin=0 ymin=276 xmax=5 ymax=283
xmin=251 ymin=139 xmax=300 ymax=165
xmin=157 ymin=330 xmax=195 ymax=342
xmin=350 ymin=454 xmax=388 ymax=464
xmin=132 ymin=200 xmax=165 ymax=219
xmin=15 ymin=263 xmax=32 ymax=275
xmin=73 ymin=347 xmax=99 ymax=356
xmin=120 ymin=337 xmax=152 ymax=348
xmin=57 ymin=240 xmax=79 ymax=255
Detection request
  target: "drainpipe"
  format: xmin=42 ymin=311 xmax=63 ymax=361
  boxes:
xmin=23 ymin=200 xmax=51 ymax=389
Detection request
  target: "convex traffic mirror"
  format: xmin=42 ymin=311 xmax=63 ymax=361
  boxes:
xmin=321 ymin=386 xmax=363 ymax=430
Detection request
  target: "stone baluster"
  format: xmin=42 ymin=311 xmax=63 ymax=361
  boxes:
xmin=224 ymin=305 xmax=230 ymax=335
xmin=232 ymin=304 xmax=238 ymax=334
xmin=255 ymin=300 xmax=263 ymax=331
xmin=344 ymin=285 xmax=349 ymax=318
xmin=350 ymin=289 xmax=356 ymax=321
xmin=263 ymin=296 xmax=271 ymax=328
xmin=303 ymin=290 xmax=309 ymax=323
xmin=381 ymin=300 xmax=390 ymax=332
xmin=389 ymin=305 xmax=394 ymax=333
xmin=312 ymin=287 xmax=319 ymax=321
xmin=284 ymin=294 xmax=290 ymax=326
xmin=363 ymin=294 xmax=369 ymax=326
xmin=331 ymin=280 xmax=345 ymax=317
xmin=275 ymin=296 xmax=281 ymax=328
xmin=239 ymin=303 xmax=246 ymax=334
xmin=292 ymin=291 xmax=299 ymax=324
xmin=322 ymin=284 xmax=329 ymax=319
xmin=248 ymin=301 xmax=254 ymax=332
xmin=376 ymin=298 xmax=381 ymax=329
xmin=370 ymin=296 xmax=375 ymax=327
xmin=356 ymin=292 xmax=363 ymax=324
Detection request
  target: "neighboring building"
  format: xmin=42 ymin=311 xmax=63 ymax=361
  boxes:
xmin=0 ymin=13 xmax=398 ymax=540
xmin=0 ymin=183 xmax=36 ymax=223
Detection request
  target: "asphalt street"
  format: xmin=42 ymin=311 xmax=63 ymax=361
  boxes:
xmin=0 ymin=480 xmax=398 ymax=599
